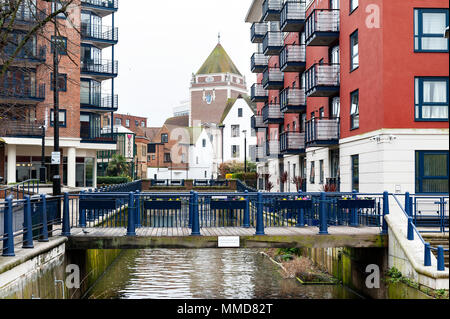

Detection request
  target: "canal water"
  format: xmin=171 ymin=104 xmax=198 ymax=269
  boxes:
xmin=84 ymin=249 xmax=362 ymax=299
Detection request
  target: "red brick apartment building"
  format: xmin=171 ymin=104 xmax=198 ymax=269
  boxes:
xmin=1 ymin=0 xmax=119 ymax=187
xmin=246 ymin=0 xmax=449 ymax=193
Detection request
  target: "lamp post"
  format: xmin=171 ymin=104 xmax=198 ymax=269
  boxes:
xmin=40 ymin=125 xmax=46 ymax=183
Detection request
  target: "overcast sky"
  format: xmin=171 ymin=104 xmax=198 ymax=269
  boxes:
xmin=113 ymin=0 xmax=255 ymax=127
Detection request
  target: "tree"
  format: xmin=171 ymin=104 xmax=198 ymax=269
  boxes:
xmin=291 ymin=176 xmax=305 ymax=192
xmin=280 ymin=171 xmax=288 ymax=192
xmin=106 ymin=154 xmax=130 ymax=177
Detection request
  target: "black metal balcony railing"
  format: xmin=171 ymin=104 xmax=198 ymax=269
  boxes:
xmin=0 ymin=83 xmax=45 ymax=102
xmin=304 ymin=63 xmax=340 ymax=97
xmin=280 ymin=44 xmax=306 ymax=72
xmin=250 ymin=84 xmax=268 ymax=103
xmin=305 ymin=117 xmax=340 ymax=146
xmin=8 ymin=8 xmax=47 ymax=25
xmin=81 ymin=59 xmax=118 ymax=77
xmin=251 ymin=53 xmax=269 ymax=73
xmin=81 ymin=93 xmax=118 ymax=110
xmin=2 ymin=45 xmax=46 ymax=65
xmin=305 ymin=9 xmax=340 ymax=46
xmin=262 ymin=67 xmax=284 ymax=90
xmin=81 ymin=0 xmax=118 ymax=10
xmin=266 ymin=139 xmax=280 ymax=157
xmin=81 ymin=24 xmax=118 ymax=43
xmin=262 ymin=0 xmax=283 ymax=22
xmin=251 ymin=115 xmax=267 ymax=129
xmin=80 ymin=126 xmax=116 ymax=143
xmin=262 ymin=103 xmax=283 ymax=124
xmin=280 ymin=88 xmax=306 ymax=113
xmin=280 ymin=1 xmax=306 ymax=32
xmin=280 ymin=131 xmax=306 ymax=154
xmin=0 ymin=121 xmax=44 ymax=138
xmin=251 ymin=23 xmax=268 ymax=43
xmin=262 ymin=31 xmax=283 ymax=55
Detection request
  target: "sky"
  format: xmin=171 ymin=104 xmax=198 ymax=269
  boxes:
xmin=113 ymin=0 xmax=255 ymax=127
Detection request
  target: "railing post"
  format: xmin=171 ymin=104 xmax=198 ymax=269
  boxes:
xmin=381 ymin=191 xmax=389 ymax=234
xmin=243 ymin=190 xmax=250 ymax=228
xmin=127 ymin=192 xmax=136 ymax=236
xmin=407 ymin=217 xmax=414 ymax=241
xmin=191 ymin=192 xmax=201 ymax=236
xmin=296 ymin=190 xmax=305 ymax=227
xmin=424 ymin=242 xmax=431 ymax=267
xmin=2 ymin=196 xmax=15 ymax=256
xmin=62 ymin=192 xmax=71 ymax=236
xmin=437 ymin=246 xmax=445 ymax=271
xmin=23 ymin=195 xmax=34 ymax=248
xmin=79 ymin=190 xmax=87 ymax=228
xmin=319 ymin=192 xmax=328 ymax=234
xmin=39 ymin=194 xmax=49 ymax=242
xmin=350 ymin=190 xmax=358 ymax=227
xmin=255 ymin=192 xmax=265 ymax=235
xmin=405 ymin=192 xmax=411 ymax=216
xmin=188 ymin=191 xmax=193 ymax=228
xmin=135 ymin=190 xmax=141 ymax=228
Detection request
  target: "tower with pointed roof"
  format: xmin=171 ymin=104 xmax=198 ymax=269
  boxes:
xmin=190 ymin=41 xmax=247 ymax=127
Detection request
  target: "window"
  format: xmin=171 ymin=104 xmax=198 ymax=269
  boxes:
xmin=161 ymin=133 xmax=168 ymax=143
xmin=51 ymin=36 xmax=67 ymax=55
xmin=350 ymin=0 xmax=358 ymax=13
xmin=50 ymin=109 xmax=66 ymax=127
xmin=202 ymin=139 xmax=206 ymax=147
xmin=351 ymin=155 xmax=359 ymax=192
xmin=148 ymin=144 xmax=156 ymax=153
xmin=50 ymin=73 xmax=67 ymax=92
xmin=141 ymin=121 xmax=145 ymax=127
xmin=125 ymin=119 xmax=130 ymax=127
xmin=310 ymin=161 xmax=315 ymax=184
xmin=331 ymin=97 xmax=340 ymax=118
xmin=135 ymin=120 xmax=139 ymax=127
xmin=152 ymin=155 xmax=155 ymax=160
xmin=350 ymin=30 xmax=359 ymax=71
xmin=415 ymin=77 xmax=449 ymax=121
xmin=232 ymin=145 xmax=240 ymax=158
xmin=52 ymin=1 xmax=66 ymax=19
xmin=350 ymin=90 xmax=359 ymax=129
xmin=319 ymin=107 xmax=325 ymax=119
xmin=231 ymin=125 xmax=240 ymax=137
xmin=115 ymin=118 xmax=122 ymax=126
xmin=142 ymin=146 xmax=146 ymax=156
xmin=416 ymin=151 xmax=449 ymax=193
xmin=164 ymin=153 xmax=171 ymax=163
xmin=238 ymin=108 xmax=243 ymax=117
xmin=319 ymin=160 xmax=324 ymax=184
xmin=181 ymin=154 xmax=186 ymax=163
xmin=414 ymin=9 xmax=449 ymax=52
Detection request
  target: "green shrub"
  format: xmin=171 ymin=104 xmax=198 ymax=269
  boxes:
xmin=97 ymin=176 xmax=131 ymax=185
xmin=231 ymin=172 xmax=257 ymax=181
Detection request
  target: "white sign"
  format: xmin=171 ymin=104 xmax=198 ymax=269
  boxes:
xmin=51 ymin=152 xmax=61 ymax=165
xmin=218 ymin=236 xmax=240 ymax=248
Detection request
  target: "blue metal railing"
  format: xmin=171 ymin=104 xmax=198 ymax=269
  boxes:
xmin=2 ymin=179 xmax=40 ymax=199
xmin=0 ymin=83 xmax=46 ymax=101
xmin=81 ymin=0 xmax=118 ymax=10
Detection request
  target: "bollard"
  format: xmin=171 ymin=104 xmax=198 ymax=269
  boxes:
xmin=437 ymin=246 xmax=445 ymax=271
xmin=23 ymin=195 xmax=34 ymax=248
xmin=39 ymin=194 xmax=49 ymax=242
xmin=319 ymin=192 xmax=328 ymax=235
xmin=255 ymin=192 xmax=265 ymax=235
xmin=135 ymin=191 xmax=141 ymax=228
xmin=79 ymin=191 xmax=87 ymax=228
xmin=243 ymin=190 xmax=250 ymax=228
xmin=407 ymin=217 xmax=414 ymax=241
xmin=424 ymin=242 xmax=431 ymax=267
xmin=350 ymin=190 xmax=358 ymax=227
xmin=381 ymin=191 xmax=389 ymax=234
xmin=127 ymin=192 xmax=136 ymax=236
xmin=62 ymin=193 xmax=71 ymax=236
xmin=188 ymin=191 xmax=194 ymax=228
xmin=191 ymin=192 xmax=201 ymax=236
xmin=2 ymin=196 xmax=15 ymax=256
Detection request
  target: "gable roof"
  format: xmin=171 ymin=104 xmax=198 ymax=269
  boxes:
xmin=219 ymin=94 xmax=256 ymax=124
xmin=163 ymin=115 xmax=189 ymax=128
xmin=196 ymin=43 xmax=242 ymax=76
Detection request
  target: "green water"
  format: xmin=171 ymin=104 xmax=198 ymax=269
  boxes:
xmin=85 ymin=249 xmax=362 ymax=299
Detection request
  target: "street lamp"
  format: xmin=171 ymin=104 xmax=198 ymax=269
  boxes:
xmin=39 ymin=125 xmax=46 ymax=183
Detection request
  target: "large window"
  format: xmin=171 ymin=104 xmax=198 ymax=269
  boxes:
xmin=415 ymin=151 xmax=449 ymax=193
xmin=350 ymin=0 xmax=358 ymax=13
xmin=161 ymin=133 xmax=169 ymax=143
xmin=351 ymin=155 xmax=359 ymax=192
xmin=415 ymin=77 xmax=449 ymax=121
xmin=319 ymin=160 xmax=324 ymax=184
xmin=350 ymin=90 xmax=359 ymax=129
xmin=231 ymin=125 xmax=240 ymax=137
xmin=51 ymin=36 xmax=67 ymax=55
xmin=310 ymin=161 xmax=315 ymax=184
xmin=350 ymin=30 xmax=359 ymax=71
xmin=414 ymin=9 xmax=449 ymax=52
xmin=50 ymin=73 xmax=67 ymax=92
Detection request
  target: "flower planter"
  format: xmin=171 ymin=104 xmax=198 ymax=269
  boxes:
xmin=210 ymin=200 xmax=246 ymax=210
xmin=144 ymin=200 xmax=182 ymax=210
xmin=337 ymin=199 xmax=375 ymax=209
xmin=79 ymin=198 xmax=117 ymax=210
xmin=274 ymin=200 xmax=313 ymax=209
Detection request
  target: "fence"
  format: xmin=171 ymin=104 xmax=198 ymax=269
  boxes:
xmin=1 ymin=179 xmax=40 ymax=199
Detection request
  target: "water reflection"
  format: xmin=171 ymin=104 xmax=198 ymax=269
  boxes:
xmin=86 ymin=249 xmax=361 ymax=299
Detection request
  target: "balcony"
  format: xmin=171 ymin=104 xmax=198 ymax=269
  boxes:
xmin=262 ymin=0 xmax=283 ymax=22
xmin=251 ymin=53 xmax=269 ymax=73
xmin=266 ymin=140 xmax=281 ymax=158
xmin=0 ymin=84 xmax=45 ymax=104
xmin=250 ymin=145 xmax=266 ymax=162
xmin=81 ymin=0 xmax=118 ymax=17
xmin=280 ymin=88 xmax=306 ymax=113
xmin=280 ymin=1 xmax=306 ymax=32
xmin=81 ymin=24 xmax=118 ymax=48
xmin=305 ymin=9 xmax=340 ymax=47
xmin=0 ymin=121 xmax=44 ymax=138
xmin=305 ymin=117 xmax=340 ymax=147
xmin=262 ymin=103 xmax=283 ymax=124
xmin=304 ymin=63 xmax=340 ymax=97
xmin=280 ymin=132 xmax=306 ymax=154
xmin=251 ymin=23 xmax=268 ymax=43
xmin=262 ymin=32 xmax=283 ymax=56
xmin=280 ymin=44 xmax=306 ymax=73
xmin=6 ymin=8 xmax=46 ymax=29
xmin=251 ymin=115 xmax=267 ymax=129
xmin=2 ymin=45 xmax=46 ymax=67
xmin=262 ymin=68 xmax=284 ymax=90
xmin=81 ymin=60 xmax=118 ymax=79
xmin=80 ymin=126 xmax=116 ymax=144
xmin=81 ymin=93 xmax=118 ymax=111
xmin=250 ymin=84 xmax=268 ymax=103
